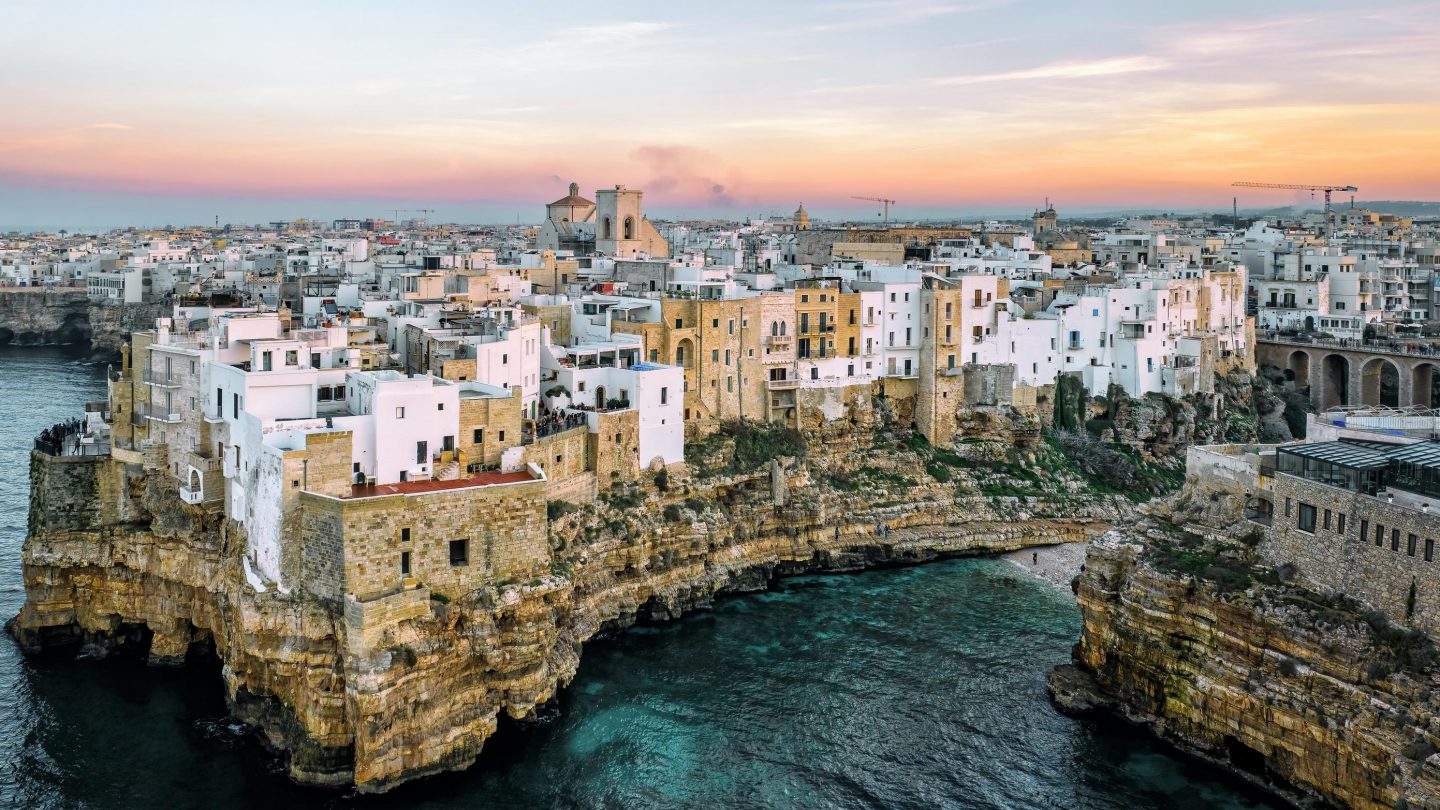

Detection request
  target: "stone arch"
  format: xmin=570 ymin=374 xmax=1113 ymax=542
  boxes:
xmin=1413 ymin=362 xmax=1436 ymax=408
xmin=187 ymin=468 xmax=201 ymax=496
xmin=623 ymin=216 xmax=635 ymax=240
xmin=1303 ymin=315 xmax=1315 ymax=332
xmin=1243 ymin=493 xmax=1273 ymax=525
xmin=674 ymin=337 xmax=694 ymax=367
xmin=601 ymin=216 xmax=613 ymax=240
xmin=1321 ymin=353 xmax=1349 ymax=410
xmin=1360 ymin=357 xmax=1400 ymax=407
xmin=595 ymin=385 xmax=607 ymax=410
xmin=1287 ymin=349 xmax=1310 ymax=389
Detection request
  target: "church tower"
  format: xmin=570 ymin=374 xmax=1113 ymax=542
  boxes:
xmin=595 ymin=185 xmax=647 ymax=257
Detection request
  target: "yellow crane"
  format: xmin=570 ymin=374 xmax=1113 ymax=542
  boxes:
xmin=1231 ymin=181 xmax=1357 ymax=241
xmin=851 ymin=195 xmax=897 ymax=224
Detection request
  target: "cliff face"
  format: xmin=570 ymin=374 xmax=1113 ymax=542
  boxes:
xmin=12 ymin=415 xmax=1131 ymax=792
xmin=1053 ymin=509 xmax=1440 ymax=809
xmin=0 ymin=289 xmax=165 ymax=356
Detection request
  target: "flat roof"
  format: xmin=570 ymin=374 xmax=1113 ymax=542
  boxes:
xmin=349 ymin=470 xmax=533 ymax=498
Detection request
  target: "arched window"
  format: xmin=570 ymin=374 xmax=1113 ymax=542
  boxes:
xmin=780 ymin=321 xmax=787 ymax=336
xmin=771 ymin=321 xmax=779 ymax=336
xmin=602 ymin=216 xmax=612 ymax=240
xmin=623 ymin=216 xmax=635 ymax=240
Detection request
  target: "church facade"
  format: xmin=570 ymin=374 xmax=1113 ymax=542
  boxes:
xmin=536 ymin=182 xmax=669 ymax=259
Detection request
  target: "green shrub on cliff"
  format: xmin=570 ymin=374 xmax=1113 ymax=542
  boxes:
xmin=686 ymin=420 xmax=806 ymax=478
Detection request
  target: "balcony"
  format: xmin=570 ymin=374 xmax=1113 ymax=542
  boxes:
xmin=767 ymin=377 xmax=798 ymax=390
xmin=142 ymin=369 xmax=182 ymax=387
xmin=765 ymin=334 xmax=793 ymax=349
xmin=179 ymin=486 xmax=204 ymax=505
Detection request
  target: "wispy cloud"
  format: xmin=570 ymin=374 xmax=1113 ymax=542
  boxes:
xmin=806 ymin=1 xmax=1002 ymax=33
xmin=933 ymin=56 xmax=1168 ymax=85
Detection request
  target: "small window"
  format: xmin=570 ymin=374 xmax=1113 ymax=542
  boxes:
xmin=437 ymin=403 xmax=444 ymax=411
xmin=1376 ymin=523 xmax=1385 ymax=546
xmin=1337 ymin=513 xmax=1346 ymax=535
xmin=1323 ymin=509 xmax=1332 ymax=530
xmin=1408 ymin=534 xmax=1418 ymax=556
xmin=292 ymin=479 xmax=300 ymax=489
xmin=1426 ymin=538 xmax=1434 ymax=562
xmin=1297 ymin=503 xmax=1316 ymax=533
xmin=1284 ymin=498 xmax=1292 ymax=518
xmin=401 ymin=528 xmax=410 ymax=542
xmin=400 ymin=551 xmax=411 ymax=575
xmin=449 ymin=539 xmax=469 ymax=567
xmin=1359 ymin=519 xmax=1369 ymax=543
xmin=498 ymin=430 xmax=506 ymax=441
xmin=1392 ymin=529 xmax=1401 ymax=552
xmin=396 ymin=407 xmax=406 ymax=419
xmin=474 ymin=428 xmax=483 ymax=443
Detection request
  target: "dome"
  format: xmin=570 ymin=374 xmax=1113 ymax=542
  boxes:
xmin=549 ymin=181 xmax=594 ymax=208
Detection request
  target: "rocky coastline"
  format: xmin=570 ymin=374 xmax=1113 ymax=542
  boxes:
xmin=1050 ymin=491 xmax=1440 ymax=810
xmin=0 ymin=288 xmax=166 ymax=357
xmin=10 ymin=406 xmax=1152 ymax=792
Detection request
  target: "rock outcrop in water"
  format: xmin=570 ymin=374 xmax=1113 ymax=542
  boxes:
xmin=0 ymin=289 xmax=166 ymax=356
xmin=12 ymin=411 xmax=1134 ymax=792
xmin=1052 ymin=488 xmax=1440 ymax=809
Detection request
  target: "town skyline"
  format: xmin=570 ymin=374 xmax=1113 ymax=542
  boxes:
xmin=3 ymin=0 xmax=1439 ymax=227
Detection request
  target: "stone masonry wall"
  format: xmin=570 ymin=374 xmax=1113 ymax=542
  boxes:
xmin=303 ymin=478 xmax=550 ymax=602
xmin=1265 ymin=472 xmax=1440 ymax=631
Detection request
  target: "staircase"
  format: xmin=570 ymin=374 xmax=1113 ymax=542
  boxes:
xmin=434 ymin=460 xmax=461 ymax=481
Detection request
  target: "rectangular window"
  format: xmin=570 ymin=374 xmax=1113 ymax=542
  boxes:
xmin=1284 ymin=498 xmax=1292 ymax=518
xmin=1427 ymin=539 xmax=1434 ymax=562
xmin=401 ymin=528 xmax=410 ymax=542
xmin=1359 ymin=519 xmax=1368 ymax=543
xmin=400 ymin=551 xmax=411 ymax=575
xmin=1409 ymin=534 xmax=1418 ymax=556
xmin=1392 ymin=529 xmax=1401 ymax=552
xmin=1297 ymin=503 xmax=1316 ymax=533
xmin=1337 ymin=513 xmax=1346 ymax=535
xmin=1376 ymin=523 xmax=1385 ymax=546
xmin=396 ymin=406 xmax=406 ymax=419
xmin=712 ymin=318 xmax=719 ymax=328
xmin=285 ymin=350 xmax=298 ymax=366
xmin=473 ymin=428 xmax=483 ymax=443
xmin=660 ymin=387 xmax=668 ymax=405
xmin=1323 ymin=509 xmax=1332 ymax=530
xmin=498 ymin=430 xmax=505 ymax=442
xmin=449 ymin=539 xmax=469 ymax=567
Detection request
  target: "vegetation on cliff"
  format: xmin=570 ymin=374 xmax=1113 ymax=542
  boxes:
xmin=1056 ymin=485 xmax=1440 ymax=810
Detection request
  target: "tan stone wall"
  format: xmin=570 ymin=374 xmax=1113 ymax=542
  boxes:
xmin=588 ymin=410 xmax=641 ymax=489
xmin=438 ymin=358 xmax=476 ymax=381
xmin=457 ymin=390 xmax=523 ymax=469
xmin=522 ymin=303 xmax=572 ymax=346
xmin=520 ymin=425 xmax=587 ymax=481
xmin=301 ymin=478 xmax=549 ymax=602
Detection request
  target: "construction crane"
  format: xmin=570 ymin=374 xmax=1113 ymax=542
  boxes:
xmin=851 ymin=196 xmax=897 ymax=225
xmin=1231 ymin=181 xmax=1357 ymax=241
xmin=390 ymin=208 xmax=436 ymax=225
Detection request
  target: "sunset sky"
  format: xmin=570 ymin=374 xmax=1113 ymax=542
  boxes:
xmin=2 ymin=0 xmax=1438 ymax=227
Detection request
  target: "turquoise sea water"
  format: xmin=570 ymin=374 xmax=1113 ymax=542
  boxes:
xmin=0 ymin=347 xmax=1285 ymax=809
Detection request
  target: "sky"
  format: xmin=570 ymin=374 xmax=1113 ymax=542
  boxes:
xmin=2 ymin=0 xmax=1438 ymax=229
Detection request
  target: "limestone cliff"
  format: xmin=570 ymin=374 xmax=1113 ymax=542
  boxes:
xmin=1052 ymin=493 xmax=1440 ymax=809
xmin=12 ymin=412 xmax=1134 ymax=792
xmin=0 ymin=289 xmax=166 ymax=356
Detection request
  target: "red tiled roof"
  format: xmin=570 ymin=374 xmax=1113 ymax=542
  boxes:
xmin=350 ymin=470 xmax=533 ymax=498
